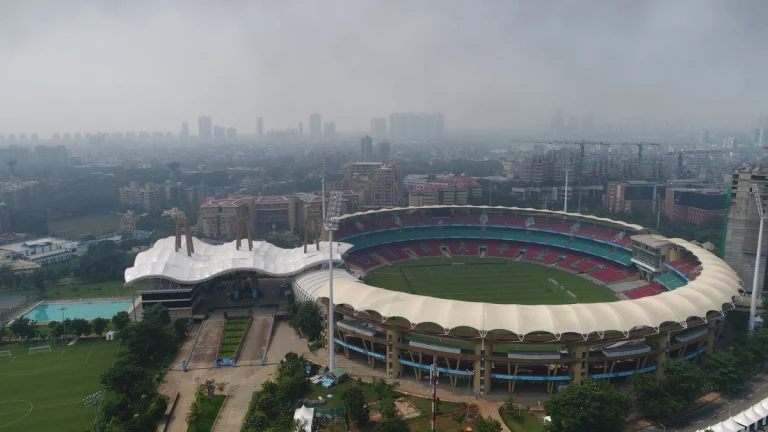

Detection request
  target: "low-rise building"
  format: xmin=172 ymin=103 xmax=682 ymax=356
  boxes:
xmin=0 ymin=249 xmax=40 ymax=274
xmin=405 ymin=175 xmax=481 ymax=206
xmin=664 ymin=187 xmax=727 ymax=226
xmin=0 ymin=237 xmax=85 ymax=266
xmin=196 ymin=197 xmax=250 ymax=240
xmin=603 ymin=181 xmax=666 ymax=214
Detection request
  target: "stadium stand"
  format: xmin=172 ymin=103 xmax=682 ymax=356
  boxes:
xmin=624 ymin=282 xmax=665 ymax=299
xmin=657 ymin=272 xmax=688 ymax=290
xmin=557 ymin=254 xmax=597 ymax=273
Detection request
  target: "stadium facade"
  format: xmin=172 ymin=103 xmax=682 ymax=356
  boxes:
xmin=126 ymin=205 xmax=743 ymax=395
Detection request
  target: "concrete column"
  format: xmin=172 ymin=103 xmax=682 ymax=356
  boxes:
xmin=648 ymin=333 xmax=669 ymax=378
xmin=567 ymin=344 xmax=589 ymax=384
xmin=472 ymin=342 xmax=493 ymax=395
xmin=706 ymin=321 xmax=716 ymax=354
xmin=386 ymin=330 xmax=404 ymax=379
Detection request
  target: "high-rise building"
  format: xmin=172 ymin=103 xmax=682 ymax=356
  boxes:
xmin=197 ymin=197 xmax=250 ymax=240
xmin=342 ymin=162 xmax=403 ymax=209
xmin=298 ymin=122 xmax=303 ymax=137
xmin=226 ymin=127 xmax=238 ymax=141
xmin=370 ymin=117 xmax=387 ymax=140
xmin=663 ymin=187 xmax=727 ymax=226
xmin=118 ymin=181 xmax=162 ymax=213
xmin=760 ymin=128 xmax=767 ymax=147
xmin=699 ymin=129 xmax=710 ymax=144
xmin=388 ymin=112 xmax=444 ymax=142
xmin=323 ymin=122 xmax=335 ymax=140
xmin=33 ymin=145 xmax=67 ymax=166
xmin=602 ymin=181 xmax=665 ymax=214
xmin=754 ymin=128 xmax=762 ymax=144
xmin=198 ymin=116 xmax=213 ymax=140
xmin=180 ymin=121 xmax=190 ymax=139
xmin=0 ymin=201 xmax=10 ymax=234
xmin=309 ymin=113 xmax=322 ymax=139
xmin=213 ymin=126 xmax=226 ymax=141
xmin=378 ymin=141 xmax=391 ymax=162
xmin=360 ymin=136 xmax=373 ymax=162
xmin=724 ymin=167 xmax=768 ymax=297
xmin=257 ymin=117 xmax=264 ymax=138
xmin=63 ymin=133 xmax=72 ymax=141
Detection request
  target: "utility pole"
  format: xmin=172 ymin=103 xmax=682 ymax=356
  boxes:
xmin=750 ymin=184 xmax=766 ymax=330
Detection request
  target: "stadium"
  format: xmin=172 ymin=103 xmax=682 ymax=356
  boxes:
xmin=125 ymin=205 xmax=743 ymax=396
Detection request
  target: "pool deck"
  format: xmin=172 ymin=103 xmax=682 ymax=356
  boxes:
xmin=11 ymin=296 xmax=138 ymax=324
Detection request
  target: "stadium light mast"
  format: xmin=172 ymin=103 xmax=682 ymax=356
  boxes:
xmin=563 ymin=168 xmax=571 ymax=213
xmin=323 ymin=191 xmax=343 ymax=371
xmin=321 ymin=155 xmax=328 ymax=224
xmin=749 ymin=184 xmax=766 ymax=331
xmin=83 ymin=391 xmax=104 ymax=432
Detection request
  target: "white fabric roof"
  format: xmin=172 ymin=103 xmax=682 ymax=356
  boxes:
xmin=293 ymin=406 xmax=313 ymax=432
xmin=124 ymin=237 xmax=351 ymax=284
xmin=338 ymin=205 xmax=646 ymax=231
xmin=695 ymin=396 xmax=768 ymax=432
xmin=307 ymin=238 xmax=742 ymax=336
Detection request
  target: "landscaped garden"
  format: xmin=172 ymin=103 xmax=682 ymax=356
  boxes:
xmin=218 ymin=315 xmax=252 ymax=359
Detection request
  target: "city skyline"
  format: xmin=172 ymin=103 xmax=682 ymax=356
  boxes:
xmin=2 ymin=1 xmax=768 ymax=135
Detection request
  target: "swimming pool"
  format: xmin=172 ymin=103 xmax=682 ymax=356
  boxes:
xmin=23 ymin=300 xmax=132 ymax=321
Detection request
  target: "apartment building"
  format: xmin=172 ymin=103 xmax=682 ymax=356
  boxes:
xmin=196 ymin=197 xmax=250 ymax=240
xmin=118 ymin=181 xmax=162 ymax=213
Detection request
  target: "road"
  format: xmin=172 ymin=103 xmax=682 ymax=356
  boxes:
xmin=648 ymin=371 xmax=768 ymax=431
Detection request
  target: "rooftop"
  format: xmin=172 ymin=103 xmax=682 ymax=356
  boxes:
xmin=253 ymin=195 xmax=291 ymax=205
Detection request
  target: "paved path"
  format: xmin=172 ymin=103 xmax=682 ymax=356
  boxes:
xmin=173 ymin=323 xmax=199 ymax=369
xmin=238 ymin=315 xmax=271 ymax=364
xmin=188 ymin=319 xmax=224 ymax=369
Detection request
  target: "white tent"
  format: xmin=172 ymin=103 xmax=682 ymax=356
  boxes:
xmin=105 ymin=331 xmax=116 ymax=341
xmin=293 ymin=405 xmax=313 ymax=432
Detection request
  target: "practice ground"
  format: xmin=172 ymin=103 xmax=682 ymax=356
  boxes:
xmin=0 ymin=339 xmax=121 ymax=432
xmin=364 ymin=257 xmax=617 ymax=304
xmin=48 ymin=214 xmax=121 ymax=239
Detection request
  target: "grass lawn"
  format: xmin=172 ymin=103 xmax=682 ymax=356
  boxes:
xmin=48 ymin=214 xmax=121 ymax=239
xmin=189 ymin=395 xmax=226 ymax=432
xmin=42 ymin=281 xmax=136 ymax=300
xmin=0 ymin=338 xmax=122 ymax=432
xmin=501 ymin=411 xmax=546 ymax=432
xmin=218 ymin=316 xmax=252 ymax=359
xmin=364 ymin=257 xmax=617 ymax=305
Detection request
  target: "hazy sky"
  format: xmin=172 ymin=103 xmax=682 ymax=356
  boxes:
xmin=1 ymin=0 xmax=766 ymax=136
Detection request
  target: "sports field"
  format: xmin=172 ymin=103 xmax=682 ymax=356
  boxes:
xmin=0 ymin=339 xmax=121 ymax=432
xmin=364 ymin=257 xmax=617 ymax=304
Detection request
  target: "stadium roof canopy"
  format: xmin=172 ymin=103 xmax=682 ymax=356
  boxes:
xmin=337 ymin=205 xmax=646 ymax=231
xmin=124 ymin=237 xmax=351 ymax=284
xmin=301 ymin=239 xmax=742 ymax=338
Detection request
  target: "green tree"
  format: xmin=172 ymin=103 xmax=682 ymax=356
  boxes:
xmin=186 ymin=398 xmax=204 ymax=432
xmin=663 ymin=360 xmax=707 ymax=405
xmin=628 ymin=373 xmax=683 ymax=420
xmin=69 ymin=318 xmax=92 ymax=336
xmin=705 ymin=351 xmax=743 ymax=391
xmin=544 ymin=379 xmax=630 ymax=432
xmin=452 ymin=411 xmax=468 ymax=431
xmin=474 ymin=415 xmax=503 ymax=432
xmin=290 ymin=301 xmax=323 ymax=340
xmin=142 ymin=304 xmax=171 ymax=327
xmin=173 ymin=318 xmax=189 ymax=341
xmin=112 ymin=311 xmax=131 ymax=330
xmin=92 ymin=317 xmax=110 ymax=336
xmin=373 ymin=418 xmax=410 ymax=432
xmin=9 ymin=316 xmax=36 ymax=339
xmin=101 ymin=360 xmax=153 ymax=400
xmin=343 ymin=386 xmax=370 ymax=428
xmin=379 ymin=397 xmax=398 ymax=420
xmin=119 ymin=321 xmax=174 ymax=366
xmin=51 ymin=322 xmax=66 ymax=339
xmin=372 ymin=378 xmax=400 ymax=400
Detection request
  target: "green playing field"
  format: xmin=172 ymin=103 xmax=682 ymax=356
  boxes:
xmin=363 ymin=257 xmax=618 ymax=304
xmin=0 ymin=339 xmax=121 ymax=432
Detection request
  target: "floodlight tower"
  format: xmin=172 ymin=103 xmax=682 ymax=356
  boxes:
xmin=321 ymin=156 xmax=328 ymax=224
xmin=563 ymin=167 xmax=571 ymax=213
xmin=83 ymin=391 xmax=104 ymax=432
xmin=750 ymin=184 xmax=766 ymax=330
xmin=323 ymin=191 xmax=343 ymax=370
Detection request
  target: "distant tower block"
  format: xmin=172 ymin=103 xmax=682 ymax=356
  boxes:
xmin=175 ymin=218 xmax=194 ymax=256
xmin=6 ymin=159 xmax=17 ymax=182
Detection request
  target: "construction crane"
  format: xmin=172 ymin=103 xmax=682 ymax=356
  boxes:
xmin=665 ymin=149 xmax=723 ymax=179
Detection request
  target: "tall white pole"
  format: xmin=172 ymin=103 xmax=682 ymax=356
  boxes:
xmin=321 ymin=179 xmax=326 ymax=225
xmin=328 ymin=229 xmax=335 ymax=370
xmin=750 ymin=217 xmax=764 ymax=330
xmin=564 ymin=169 xmax=569 ymax=213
